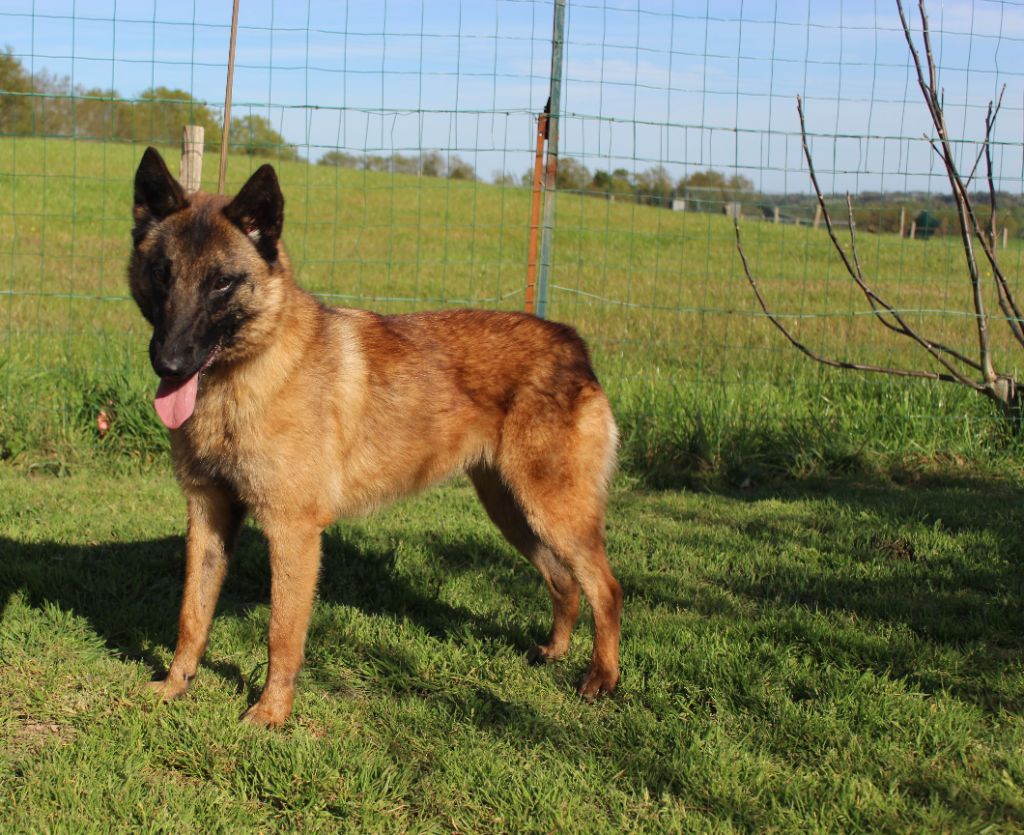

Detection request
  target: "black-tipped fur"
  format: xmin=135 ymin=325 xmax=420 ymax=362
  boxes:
xmin=133 ymin=147 xmax=189 ymax=247
xmin=223 ymin=165 xmax=285 ymax=264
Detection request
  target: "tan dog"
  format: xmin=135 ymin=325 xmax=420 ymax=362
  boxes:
xmin=129 ymin=147 xmax=622 ymax=727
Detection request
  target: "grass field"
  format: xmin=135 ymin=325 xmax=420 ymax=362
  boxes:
xmin=2 ymin=465 xmax=1023 ymax=830
xmin=2 ymin=137 xmax=1024 ymax=828
xmin=3 ymin=136 xmax=1024 ymax=480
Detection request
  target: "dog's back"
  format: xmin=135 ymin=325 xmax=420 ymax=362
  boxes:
xmin=318 ymin=307 xmax=617 ymax=510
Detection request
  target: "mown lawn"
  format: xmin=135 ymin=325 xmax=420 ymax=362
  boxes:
xmin=1 ymin=464 xmax=1023 ymax=830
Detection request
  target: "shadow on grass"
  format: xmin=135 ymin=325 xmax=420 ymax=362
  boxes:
xmin=626 ymin=473 xmax=1024 ymax=711
xmin=2 ymin=471 xmax=1022 ymax=727
xmin=2 ymin=477 xmax=1024 ymax=823
xmin=0 ymin=524 xmax=543 ymax=694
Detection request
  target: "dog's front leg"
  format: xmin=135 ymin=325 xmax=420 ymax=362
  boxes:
xmin=242 ymin=517 xmax=323 ymax=728
xmin=149 ymin=485 xmax=244 ymax=701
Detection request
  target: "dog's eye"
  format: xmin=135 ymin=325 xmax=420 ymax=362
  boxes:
xmin=152 ymin=259 xmax=171 ymax=286
xmin=212 ymin=274 xmax=239 ymax=294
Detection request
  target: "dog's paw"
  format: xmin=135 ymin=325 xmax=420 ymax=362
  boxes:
xmin=526 ymin=642 xmax=568 ymax=665
xmin=576 ymin=664 xmax=619 ymax=702
xmin=146 ymin=676 xmax=190 ymax=702
xmin=241 ymin=701 xmax=288 ymax=729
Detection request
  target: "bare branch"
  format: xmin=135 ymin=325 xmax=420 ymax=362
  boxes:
xmin=951 ymin=96 xmax=1024 ymax=344
xmin=798 ymin=95 xmax=984 ymax=378
xmin=914 ymin=43 xmax=1024 ymax=350
xmin=738 ymin=0 xmax=1022 ymax=417
xmin=962 ymin=124 xmax=992 ymax=190
xmin=898 ymin=0 xmax=996 ymax=383
xmin=921 ymin=131 xmax=1024 ymax=352
xmin=844 ymin=194 xmax=981 ymax=371
xmin=977 ymin=86 xmax=1024 ymax=349
xmin=984 ymin=87 xmax=1006 ymax=247
xmin=733 ymin=219 xmax=984 ymax=392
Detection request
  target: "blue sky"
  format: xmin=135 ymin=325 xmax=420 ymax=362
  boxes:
xmin=3 ymin=0 xmax=1023 ymax=192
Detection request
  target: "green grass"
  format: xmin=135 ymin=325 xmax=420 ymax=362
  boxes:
xmin=3 ymin=138 xmax=1024 ymax=826
xmin=3 ymin=136 xmax=1024 ymax=481
xmin=2 ymin=464 xmax=1023 ymax=830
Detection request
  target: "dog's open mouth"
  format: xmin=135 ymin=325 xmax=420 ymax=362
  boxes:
xmin=153 ymin=347 xmax=220 ymax=430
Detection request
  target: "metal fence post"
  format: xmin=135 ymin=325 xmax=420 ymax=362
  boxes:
xmin=217 ymin=0 xmax=240 ymax=194
xmin=535 ymin=0 xmax=566 ymax=320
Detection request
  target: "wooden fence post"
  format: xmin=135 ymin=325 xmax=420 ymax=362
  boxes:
xmin=179 ymin=125 xmax=205 ymax=195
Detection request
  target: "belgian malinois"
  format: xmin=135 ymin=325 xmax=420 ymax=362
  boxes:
xmin=129 ymin=147 xmax=622 ymax=727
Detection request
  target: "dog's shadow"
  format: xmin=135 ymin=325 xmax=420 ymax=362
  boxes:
xmin=0 ymin=523 xmax=541 ymax=696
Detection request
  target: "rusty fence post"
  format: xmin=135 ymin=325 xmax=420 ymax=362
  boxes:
xmin=525 ymin=100 xmax=550 ymax=315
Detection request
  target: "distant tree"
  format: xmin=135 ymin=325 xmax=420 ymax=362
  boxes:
xmin=26 ymin=68 xmax=73 ymax=137
xmin=71 ymin=87 xmax=111 ymax=140
xmin=678 ymin=169 xmax=754 ymax=202
xmin=555 ymin=157 xmax=590 ymax=191
xmin=678 ymin=169 xmax=727 ymax=192
xmin=634 ymin=165 xmax=674 ymax=206
xmin=0 ymin=46 xmax=33 ymax=134
xmin=131 ymin=87 xmax=220 ymax=146
xmin=447 ymin=155 xmax=475 ymax=180
xmin=389 ymin=153 xmax=419 ymax=175
xmin=589 ymin=168 xmax=635 ymax=199
xmin=492 ymin=170 xmax=518 ymax=187
xmin=360 ymin=155 xmax=388 ymax=172
xmin=727 ymin=173 xmax=755 ymax=194
xmin=589 ymin=170 xmax=611 ymax=191
xmin=0 ymin=52 xmax=76 ymax=137
xmin=228 ymin=113 xmax=298 ymax=161
xmin=420 ymin=151 xmax=445 ymax=177
xmin=318 ymin=150 xmax=360 ymax=168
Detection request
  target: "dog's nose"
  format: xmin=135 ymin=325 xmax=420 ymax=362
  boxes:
xmin=151 ymin=341 xmax=193 ymax=380
xmin=153 ymin=354 xmax=190 ymax=379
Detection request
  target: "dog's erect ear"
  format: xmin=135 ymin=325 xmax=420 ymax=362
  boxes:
xmin=133 ymin=147 xmax=189 ymax=247
xmin=223 ymin=164 xmax=284 ymax=264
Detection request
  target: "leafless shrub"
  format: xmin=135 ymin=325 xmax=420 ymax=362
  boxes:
xmin=736 ymin=0 xmax=1021 ymax=421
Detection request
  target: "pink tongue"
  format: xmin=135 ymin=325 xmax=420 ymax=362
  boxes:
xmin=153 ymin=371 xmax=200 ymax=430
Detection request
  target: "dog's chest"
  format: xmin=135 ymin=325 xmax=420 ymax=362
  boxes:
xmin=177 ymin=399 xmax=279 ymax=502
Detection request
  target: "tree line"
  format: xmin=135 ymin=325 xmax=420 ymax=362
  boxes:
xmin=0 ymin=46 xmax=757 ymax=198
xmin=762 ymin=190 xmax=1022 ymax=239
xmin=536 ymin=159 xmax=756 ymax=207
xmin=318 ymin=150 xmax=476 ymax=179
xmin=2 ymin=47 xmax=1018 ymax=237
xmin=0 ymin=47 xmax=297 ymax=160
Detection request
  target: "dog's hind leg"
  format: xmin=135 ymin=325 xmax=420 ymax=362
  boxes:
xmin=498 ymin=394 xmax=622 ymax=701
xmin=150 ymin=484 xmax=245 ymax=701
xmin=519 ymin=505 xmax=621 ymax=701
xmin=528 ymin=510 xmax=621 ymax=700
xmin=469 ymin=466 xmax=581 ymax=663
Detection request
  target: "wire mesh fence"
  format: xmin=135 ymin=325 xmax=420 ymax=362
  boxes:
xmin=2 ymin=0 xmax=1024 ymax=465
